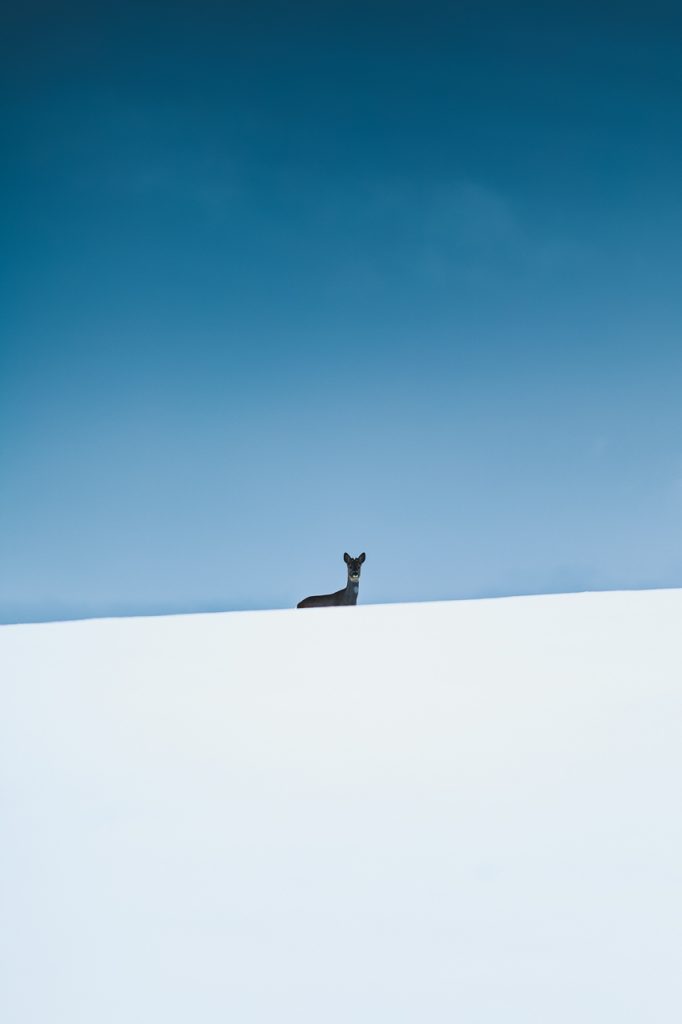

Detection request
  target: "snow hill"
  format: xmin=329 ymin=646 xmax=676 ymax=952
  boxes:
xmin=2 ymin=590 xmax=681 ymax=1023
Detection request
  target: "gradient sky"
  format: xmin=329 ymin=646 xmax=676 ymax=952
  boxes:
xmin=2 ymin=1 xmax=682 ymax=623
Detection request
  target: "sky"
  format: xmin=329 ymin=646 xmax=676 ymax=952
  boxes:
xmin=2 ymin=0 xmax=682 ymax=623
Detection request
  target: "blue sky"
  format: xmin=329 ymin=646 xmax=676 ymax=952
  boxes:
xmin=2 ymin=1 xmax=682 ymax=622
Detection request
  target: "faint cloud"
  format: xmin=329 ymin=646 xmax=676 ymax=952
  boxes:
xmin=591 ymin=436 xmax=609 ymax=459
xmin=672 ymin=459 xmax=682 ymax=502
xmin=121 ymin=153 xmax=241 ymax=216
xmin=309 ymin=175 xmax=580 ymax=292
xmin=423 ymin=180 xmax=520 ymax=247
xmin=63 ymin=101 xmax=244 ymax=218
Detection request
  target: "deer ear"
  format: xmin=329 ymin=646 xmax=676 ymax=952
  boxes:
xmin=343 ymin=552 xmax=350 ymax=564
xmin=359 ymin=552 xmax=366 ymax=563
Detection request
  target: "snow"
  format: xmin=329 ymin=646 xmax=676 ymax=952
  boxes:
xmin=2 ymin=589 xmax=681 ymax=1023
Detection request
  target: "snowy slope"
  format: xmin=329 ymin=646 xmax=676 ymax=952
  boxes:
xmin=2 ymin=590 xmax=681 ymax=1023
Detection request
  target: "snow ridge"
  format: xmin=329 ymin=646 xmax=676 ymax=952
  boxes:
xmin=2 ymin=589 xmax=681 ymax=1022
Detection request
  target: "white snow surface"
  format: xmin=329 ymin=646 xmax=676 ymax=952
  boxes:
xmin=2 ymin=589 xmax=681 ymax=1023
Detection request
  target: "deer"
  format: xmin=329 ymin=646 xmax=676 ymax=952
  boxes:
xmin=296 ymin=552 xmax=366 ymax=608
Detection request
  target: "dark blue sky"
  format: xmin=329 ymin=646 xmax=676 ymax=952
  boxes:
xmin=2 ymin=1 xmax=682 ymax=622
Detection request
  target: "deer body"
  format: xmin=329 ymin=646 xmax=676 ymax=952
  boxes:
xmin=297 ymin=553 xmax=366 ymax=609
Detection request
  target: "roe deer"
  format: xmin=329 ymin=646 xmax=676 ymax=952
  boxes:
xmin=297 ymin=552 xmax=366 ymax=608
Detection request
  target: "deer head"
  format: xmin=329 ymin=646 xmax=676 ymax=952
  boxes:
xmin=343 ymin=552 xmax=366 ymax=583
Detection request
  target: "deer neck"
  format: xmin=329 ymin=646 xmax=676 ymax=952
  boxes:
xmin=345 ymin=576 xmax=359 ymax=602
